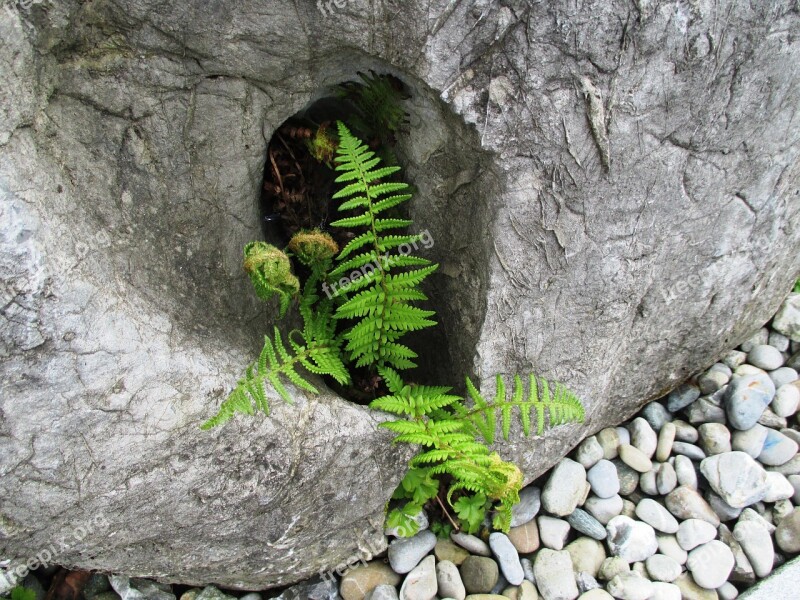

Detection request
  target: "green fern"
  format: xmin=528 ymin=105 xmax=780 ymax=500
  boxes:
xmin=373 ymin=368 xmax=584 ymax=534
xmin=336 ymin=70 xmax=409 ymax=137
xmin=328 ymin=122 xmax=437 ymax=371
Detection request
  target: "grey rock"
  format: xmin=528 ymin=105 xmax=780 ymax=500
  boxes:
xmin=677 ymin=519 xmax=717 ymax=551
xmin=648 ymin=582 xmax=682 ymax=600
xmin=566 ymin=508 xmax=606 ymax=541
xmin=723 ymin=351 xmax=748 ymax=370
xmin=734 ymin=520 xmax=774 ymax=578
xmin=616 ymin=427 xmax=631 ymax=446
xmin=748 ymin=345 xmax=785 ymax=370
xmin=700 ymin=451 xmax=769 ymax=508
xmin=758 ymin=429 xmax=799 ymax=466
xmin=763 ymin=471 xmax=795 ymax=502
xmin=575 ymin=436 xmax=604 ymax=469
xmin=718 ymin=524 xmax=755 ymax=585
xmin=365 ymin=586 xmax=399 ymax=600
xmin=635 ymin=498 xmax=679 ymax=534
xmin=575 ymin=572 xmax=600 ymax=594
xmin=775 ymin=508 xmax=800 ymax=553
xmin=542 ymin=459 xmax=586 ymax=517
xmin=674 ymin=455 xmax=699 ymax=489
xmin=196 ymin=588 xmax=236 ymax=600
xmin=3 ymin=0 xmax=800 ymax=587
xmin=399 ymin=555 xmax=436 ymax=600
xmin=687 ymin=540 xmax=734 ymax=590
xmin=665 ymin=486 xmax=720 ymax=526
xmin=698 ymin=364 xmax=731 ymax=395
xmin=737 ymin=556 xmax=800 ymax=600
xmin=732 ymin=424 xmax=770 ymax=457
xmin=238 ymin=595 xmax=262 ymax=600
xmin=586 ymin=460 xmax=619 ymax=499
xmin=598 ymin=556 xmax=630 ymax=581
xmin=606 ymin=572 xmax=653 ymax=600
xmin=790 ymin=474 xmax=800 ymax=504
xmin=772 ymin=294 xmax=800 ymax=341
xmin=451 ymin=532 xmax=491 ymax=557
xmin=510 ymin=487 xmax=542 ymax=527
xmin=520 ymin=558 xmax=534 ymax=584
xmin=489 ymin=533 xmax=524 ymax=586
xmin=758 ymin=407 xmax=788 ymax=428
xmin=83 ymin=574 xmax=111 ymax=600
xmin=566 ymin=537 xmax=606 ymax=578
xmin=459 ymin=556 xmax=498 ymax=595
xmin=537 ymin=516 xmax=571 ymax=551
xmin=769 ymin=331 xmax=791 ymax=352
xmin=770 ymin=367 xmax=798 ymax=388
xmin=667 ymin=384 xmax=701 ymax=413
xmin=670 ymin=442 xmax=706 ymax=460
xmin=741 ymin=329 xmax=771 ymax=353
xmin=726 ymin=373 xmax=776 ymax=430
xmin=672 ymin=420 xmax=699 ymax=443
xmin=583 ymin=494 xmax=623 ymax=525
xmin=606 ymin=516 xmax=658 ymax=562
xmin=655 ymin=422 xmax=676 ymax=462
xmin=656 ymin=462 xmax=678 ymax=495
xmin=618 ymin=444 xmax=652 ymax=473
xmin=685 ymin=397 xmax=727 ymax=425
xmin=389 ymin=531 xmax=437 ymax=574
xmin=533 ymin=549 xmax=579 ymax=600
xmin=641 ymin=402 xmax=671 ymax=432
xmin=657 ymin=535 xmax=688 ymax=565
xmin=109 ymin=577 xmax=176 ymax=600
xmin=596 ymin=428 xmax=621 ymax=460
xmin=739 ymin=507 xmax=776 ymax=533
xmin=766 ymin=454 xmax=800 ymax=475
xmin=698 ymin=423 xmax=732 ymax=455
xmin=639 ymin=469 xmax=659 ymax=496
xmin=705 ymin=490 xmax=742 ymax=522
xmin=771 ymin=382 xmax=800 ymax=417
xmin=629 ymin=418 xmax=658 ymax=459
xmin=645 ymin=554 xmax=682 ymax=583
xmin=612 ymin=459 xmax=640 ymax=495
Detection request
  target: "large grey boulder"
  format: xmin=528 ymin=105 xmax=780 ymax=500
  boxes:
xmin=1 ymin=0 xmax=799 ymax=590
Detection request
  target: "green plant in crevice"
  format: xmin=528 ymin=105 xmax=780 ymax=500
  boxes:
xmin=794 ymin=278 xmax=800 ymax=293
xmin=9 ymin=587 xmax=36 ymax=600
xmin=372 ymin=368 xmax=584 ymax=535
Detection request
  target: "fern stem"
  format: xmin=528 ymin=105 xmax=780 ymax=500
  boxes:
xmin=434 ymin=493 xmax=461 ymax=532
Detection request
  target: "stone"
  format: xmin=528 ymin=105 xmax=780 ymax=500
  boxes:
xmin=767 ymin=454 xmax=800 ymax=475
xmin=686 ymin=541 xmax=734 ymax=590
xmin=645 ymin=554 xmax=681 ymax=583
xmin=742 ymin=329 xmax=770 ymax=353
xmin=629 ymin=418 xmax=658 ymax=458
xmin=606 ymin=516 xmax=658 ymax=562
xmin=772 ymin=383 xmax=800 ymax=417
xmin=648 ymin=582 xmax=681 ymax=600
xmin=537 ymin=516 xmax=571 ymax=551
xmin=733 ymin=520 xmax=774 ymax=578
xmin=775 ymin=508 xmax=800 ymax=553
xmin=460 ymin=557 xmax=499 ymax=595
xmin=698 ymin=364 xmax=731 ymax=395
xmin=738 ymin=507 xmax=776 ymax=533
xmin=673 ymin=574 xmax=718 ymax=600
xmin=641 ymin=402 xmax=671 ymax=432
xmin=618 ymin=445 xmax=652 ymax=473
xmin=611 ymin=459 xmax=640 ymax=495
xmin=665 ymin=486 xmax=720 ymax=526
xmin=389 ymin=531 xmax=437 ymax=574
xmin=598 ymin=557 xmax=629 ymax=581
xmin=677 ymin=519 xmax=717 ymax=551
xmin=269 ymin=577 xmax=340 ymax=600
xmin=673 ymin=420 xmax=700 ymax=443
xmin=725 ymin=373 xmax=776 ymax=430
xmin=596 ymin=428 xmax=620 ymax=460
xmin=452 ymin=532 xmax=492 ymax=557
xmin=705 ymin=491 xmax=742 ymax=522
xmin=436 ymin=540 xmax=471 ymax=566
xmin=716 ymin=583 xmax=737 ymax=600
xmin=490 ymin=533 xmax=524 ymax=586
xmin=790 ymin=474 xmax=800 ymax=504
xmin=674 ymin=455 xmax=698 ymax=489
xmin=757 ymin=407 xmax=787 ymax=428
xmin=758 ymin=429 xmax=799 ymax=466
xmin=567 ymin=509 xmax=606 ymax=541
xmin=639 ymin=469 xmax=658 ymax=495
xmin=365 ymin=586 xmax=399 ymax=600
xmin=3 ymin=1 xmax=800 ymax=587
xmin=772 ymin=498 xmax=793 ymax=522
xmin=399 ymin=555 xmax=437 ymax=600
xmin=341 ymin=562 xmax=402 ymax=600
xmin=770 ymin=366 xmax=798 ymax=387
xmin=500 ymin=581 xmax=538 ymax=600
xmin=773 ymin=294 xmax=800 ymax=341
xmin=732 ymin=425 xmax=770 ymax=457
xmin=635 ymin=499 xmax=679 ymax=533
xmin=617 ymin=427 xmax=631 ymax=446
xmin=533 ymin=549 xmax=578 ymax=600
xmin=620 ymin=499 xmax=637 ymax=519
xmin=109 ymin=577 xmax=176 ymax=600
xmin=723 ymin=351 xmax=748 ymax=370
xmin=542 ymin=459 xmax=586 ymax=517
xmin=657 ymin=462 xmax=678 ymax=495
xmin=685 ymin=397 xmax=727 ymax=425
xmin=565 ymin=537 xmax=606 ymax=577
xmin=748 ymin=345 xmax=785 ymax=370
xmin=700 ymin=452 xmax=769 ymax=508
xmin=583 ymin=495 xmax=623 ymax=525
xmin=576 ymin=592 xmax=613 ymax=600
xmin=437 ymin=560 xmax=466 ymax=600
xmin=507 ymin=520 xmax=540 ymax=554
xmin=574 ymin=573 xmax=599 ymax=594
xmin=575 ymin=437 xmax=604 ymax=469
xmin=667 ymin=384 xmax=702 ymax=412
xmin=606 ymin=572 xmax=653 ymax=600
xmin=657 ymin=534 xmax=688 ymax=565
xmin=586 ymin=460 xmax=619 ymax=499
xmin=718 ymin=524 xmax=755 ymax=585
xmin=656 ymin=422 xmax=676 ymax=462
xmin=769 ymin=331 xmax=791 ymax=352
xmin=763 ymin=471 xmax=795 ymax=502
xmin=671 ymin=442 xmax=706 ymax=460
xmin=698 ymin=423 xmax=732 ymax=455
xmin=511 ymin=487 xmax=542 ymax=527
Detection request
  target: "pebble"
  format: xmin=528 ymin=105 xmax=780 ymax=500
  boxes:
xmin=489 ymin=533 xmax=523 ymax=586
xmin=533 ymin=549 xmax=578 ymax=600
xmin=635 ymin=498 xmax=679 ymax=533
xmin=436 ymin=560 xmax=466 ymax=600
xmin=507 ymin=520 xmax=540 ymax=554
xmin=618 ymin=444 xmax=652 ymax=473
xmin=733 ymin=520 xmax=774 ymax=578
xmin=717 ymin=582 xmax=738 ymax=600
xmin=738 ymin=507 xmax=776 ymax=533
xmin=771 ymin=367 xmax=798 ymax=387
xmin=460 ymin=557 xmax=499 ymax=594
xmin=758 ymin=429 xmax=799 ymax=465
xmin=656 ymin=462 xmax=678 ymax=495
xmin=763 ymin=471 xmax=795 ymax=502
xmin=698 ymin=364 xmax=731 ymax=394
xmin=583 ymin=494 xmax=623 ymax=525
xmin=748 ymin=345 xmax=785 ymax=370
xmin=677 ymin=519 xmax=717 ymax=551
xmin=537 ymin=516 xmax=571 ymax=550
xmin=769 ymin=331 xmax=791 ymax=352
xmin=648 ymin=582 xmax=681 ymax=600
xmin=718 ymin=524 xmax=755 ymax=584
xmin=645 ymin=554 xmax=681 ymax=582
xmin=731 ymin=424 xmax=769 ymax=457
xmin=758 ymin=407 xmax=787 ymax=428
xmin=772 ymin=294 xmax=800 ymax=340
xmin=452 ymin=532 xmax=491 ymax=557
xmin=700 ymin=451 xmax=768 ymax=508
xmin=606 ymin=572 xmax=653 ymax=600
xmin=705 ymin=490 xmax=742 ymax=521
xmin=725 ymin=372 xmax=775 ymax=430
xmin=790 ymin=474 xmax=800 ymax=503
xmin=723 ymin=350 xmax=748 ymax=370
xmin=674 ymin=455 xmax=698 ymax=489
xmin=640 ymin=469 xmax=658 ymax=496
xmin=577 ymin=591 xmax=613 ymax=600
xmin=436 ymin=540 xmax=471 ymax=566
xmin=612 ymin=459 xmax=640 ymax=495
xmin=667 ymin=384 xmax=701 ymax=412
xmin=341 ymin=562 xmax=401 ymax=600
xmin=621 ymin=499 xmax=637 ymax=519
xmin=596 ymin=428 xmax=621 ymax=460
xmin=698 ymin=423 xmax=731 ymax=455
xmin=670 ymin=442 xmax=706 ymax=460
xmin=575 ymin=572 xmax=600 ymax=594
xmin=775 ymin=507 xmax=800 ymax=553
xmin=399 ymin=556 xmax=436 ymax=600
xmin=566 ymin=538 xmax=606 ymax=577
xmin=641 ymin=402 xmax=671 ymax=431
xmin=686 ymin=541 xmax=734 ymax=590
xmin=768 ymin=453 xmax=800 ymax=475
xmin=630 ymin=418 xmax=658 ymax=458
xmin=567 ymin=508 xmax=606 ymax=540
xmin=575 ymin=437 xmax=604 ymax=469
xmin=772 ymin=382 xmax=800 ymax=417
xmin=616 ymin=427 xmax=631 ymax=446
xmin=587 ymin=460 xmax=619 ymax=499
xmin=672 ymin=420 xmax=699 ymax=443
xmin=657 ymin=535 xmax=688 ymax=565
xmin=500 ymin=581 xmax=538 ymax=600
xmin=365 ymin=585 xmax=399 ymax=600
xmin=673 ymin=573 xmax=718 ymax=600
xmin=606 ymin=516 xmax=658 ymax=562
xmin=741 ymin=328 xmax=770 ymax=353
xmin=665 ymin=486 xmax=720 ymax=526
xmin=389 ymin=531 xmax=438 ymax=574
xmin=656 ymin=422 xmax=676 ymax=462
xmin=542 ymin=459 xmax=587 ymax=516
xmin=598 ymin=556 xmax=630 ymax=581
xmin=685 ymin=397 xmax=726 ymax=425
xmin=520 ymin=558 xmax=534 ymax=583
xmin=511 ymin=487 xmax=542 ymax=527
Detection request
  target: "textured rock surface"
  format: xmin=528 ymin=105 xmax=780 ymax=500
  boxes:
xmin=1 ymin=0 xmax=800 ymax=590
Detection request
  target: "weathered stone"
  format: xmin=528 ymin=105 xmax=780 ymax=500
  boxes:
xmin=606 ymin=516 xmax=658 ymax=562
xmin=700 ymin=452 xmax=769 ymax=508
xmin=665 ymin=486 xmax=720 ymax=526
xmin=341 ymin=562 xmax=402 ymax=600
xmin=399 ymin=555 xmax=436 ymax=600
xmin=542 ymin=459 xmax=586 ymax=517
xmin=565 ymin=537 xmax=606 ymax=578
xmin=460 ymin=557 xmax=499 ymax=595
xmin=533 ymin=550 xmax=578 ymax=600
